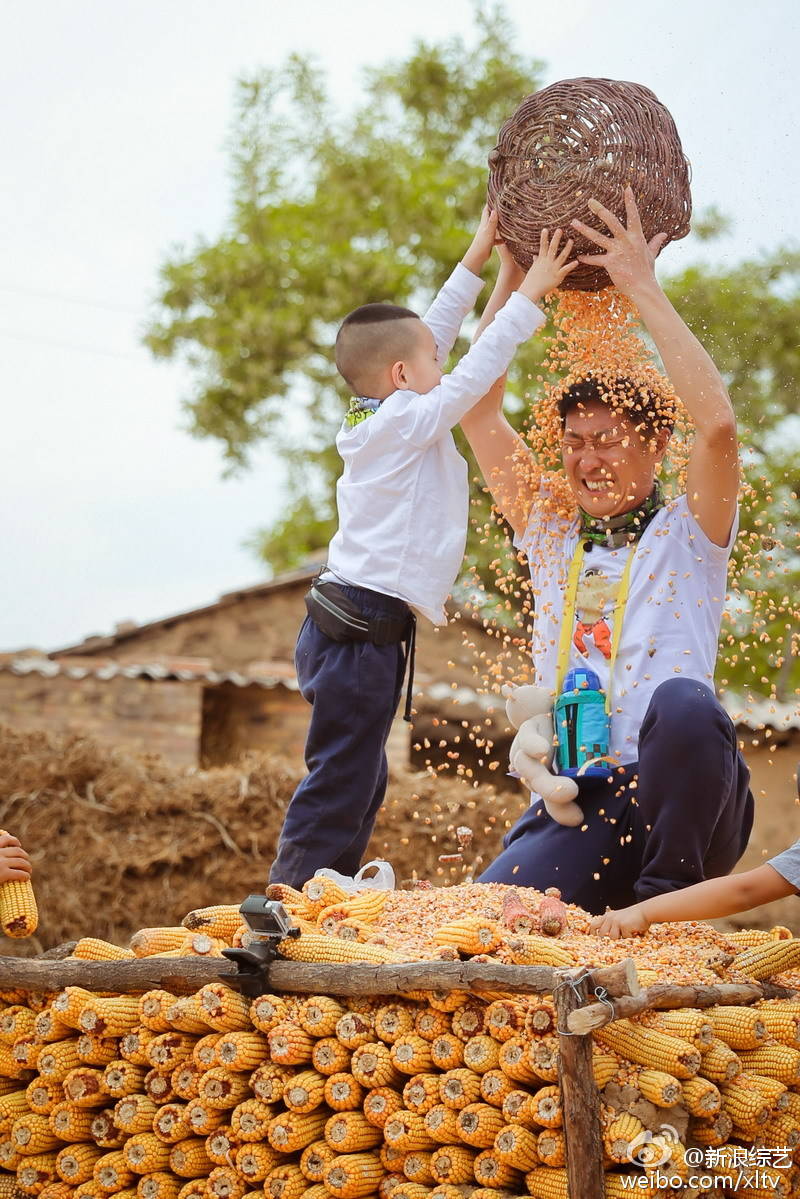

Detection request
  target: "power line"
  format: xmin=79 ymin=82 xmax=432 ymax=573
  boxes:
xmin=0 ymin=281 xmax=142 ymax=316
xmin=0 ymin=326 xmax=143 ymax=362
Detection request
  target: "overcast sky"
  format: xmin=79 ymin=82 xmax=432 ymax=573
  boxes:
xmin=2 ymin=0 xmax=798 ymax=652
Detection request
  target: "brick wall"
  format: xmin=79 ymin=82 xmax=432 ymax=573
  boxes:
xmin=0 ymin=673 xmax=202 ymax=767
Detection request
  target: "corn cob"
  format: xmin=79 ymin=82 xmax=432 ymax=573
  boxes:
xmin=384 ymin=1111 xmax=436 ymax=1153
xmin=138 ymin=995 xmax=176 ymax=1035
xmin=301 ymin=878 xmax=350 ymax=913
xmin=113 ymin=1095 xmax=159 ymax=1135
xmin=213 ymin=1033 xmax=266 ymax=1073
xmin=754 ymin=1005 xmax=800 ymax=1046
xmin=493 ymin=1122 xmax=539 ymax=1170
xmin=137 ymin=1174 xmax=182 ymax=1199
xmin=16 ymin=1152 xmax=59 ymax=1194
xmin=152 ymin=1102 xmax=191 ymax=1144
xmin=206 ymin=1166 xmax=245 ymax=1199
xmin=184 ymin=1099 xmax=224 ymax=1137
xmin=325 ymin=1112 xmax=382 ymax=1153
xmin=324 ymin=1074 xmax=365 ymax=1114
xmin=25 ymin=1082 xmax=63 ymax=1117
xmin=120 ymin=1031 xmax=157 ymax=1067
xmin=143 ymin=1072 xmax=174 ymax=1106
xmin=640 ymin=1008 xmax=713 ymax=1048
xmin=162 ymin=999 xmax=207 ymax=1037
xmin=268 ymin=1110 xmax=329 ymax=1153
xmin=90 ymin=1111 xmax=126 ymax=1150
xmin=0 ymin=1009 xmax=36 ymax=1045
xmin=13 ymin=1036 xmax=41 ymax=1071
xmin=536 ymin=1128 xmax=565 ymax=1168
xmin=102 ymin=1063 xmax=147 ymax=1101
xmin=428 ymin=993 xmax=470 ymax=1015
xmin=194 ymin=987 xmax=249 ymax=1036
xmin=233 ymin=1143 xmax=282 ymax=1183
xmin=36 ymin=1183 xmax=73 ymax=1199
xmin=55 ymin=1154 xmax=105 ymax=1193
xmin=438 ymin=1071 xmax=482 ymax=1112
xmin=496 ymin=1039 xmax=537 ymax=1086
xmin=453 ymin=1105 xmax=504 ymax=1151
xmin=249 ymin=1064 xmax=290 ymax=1104
xmin=680 ymin=1076 xmax=722 ymax=1116
xmin=227 ymin=1098 xmax=272 ymax=1143
xmin=401 ymin=1076 xmax=440 ymax=1117
xmin=422 ymin=1107 xmax=461 ymax=1147
xmin=335 ymin=1015 xmax=376 ymax=1053
xmin=197 ymin=1068 xmax=250 ymax=1111
xmin=324 ymin=1153 xmax=388 ymax=1199
xmin=603 ymin=1112 xmax=646 ymax=1164
xmin=79 ymin=1000 xmax=140 ymax=1040
xmin=757 ymin=1111 xmax=800 ymax=1148
xmin=527 ymin=1037 xmax=559 ymax=1083
xmin=0 ymin=1134 xmax=21 ymax=1171
xmin=278 ymin=937 xmax=399 ymax=965
xmin=471 ymin=1151 xmax=519 ymax=1190
xmin=428 ymin=1038 xmax=463 ymax=1073
xmin=32 ymin=1012 xmax=71 ymax=1046
xmin=697 ymin=1036 xmax=741 ymax=1082
xmin=190 ymin=1034 xmax=222 ymax=1071
xmin=263 ymin=1164 xmax=307 ymax=1199
xmin=93 ymin=1150 xmax=135 ymax=1193
xmin=371 ymin=1006 xmax=414 ymax=1046
xmin=433 ymin=919 xmax=501 ymax=956
xmin=429 ymin=1146 xmax=475 ymax=1185
xmin=178 ymin=935 xmax=227 ymax=960
xmin=146 ymin=1036 xmax=195 ymax=1073
xmin=181 ymin=907 xmax=242 ymax=941
xmin=122 ymin=1136 xmax=172 ymax=1175
xmin=168 ymin=1139 xmax=213 ymax=1179
xmin=350 ymin=1045 xmax=399 ymax=1090
xmin=62 ymin=1070 xmax=107 ymax=1109
xmin=362 ymin=1088 xmax=403 ymax=1130
xmin=477 ymin=1071 xmax=514 ymax=1110
xmin=50 ymin=990 xmax=93 ymax=1031
xmin=312 ymin=1039 xmax=353 ymax=1079
xmin=460 ymin=1039 xmax=498 ymax=1077
xmin=379 ymin=1144 xmax=406 ymax=1174
xmin=170 ymin=1063 xmax=201 ymax=1102
xmin=72 ymin=941 xmax=134 ymax=962
xmin=0 ymin=1093 xmax=34 ymax=1126
xmin=719 ymin=1074 xmax=772 ymax=1133
xmin=283 ymin=1070 xmax=327 ymax=1114
xmin=504 ymin=937 xmax=573 ymax=968
xmin=400 ymin=1151 xmax=435 ymax=1186
xmin=707 ymin=1006 xmax=768 ymax=1049
xmin=36 ymin=1041 xmax=82 ymax=1083
xmin=413 ymin=1013 xmax=450 ymax=1044
xmin=76 ymin=1036 xmax=120 ymax=1068
xmin=746 ymin=1071 xmax=788 ymax=1111
xmin=299 ymin=1140 xmax=337 ymax=1182
xmin=48 ymin=1102 xmax=96 ymax=1142
xmin=732 ymin=939 xmax=800 ymax=980
xmin=0 ymin=852 xmax=38 ymax=938
xmin=11 ymin=1115 xmax=61 ymax=1157
xmin=391 ymin=1039 xmax=434 ymax=1077
xmin=484 ymin=1002 xmax=526 ymax=1045
xmin=499 ymin=1089 xmax=536 ymax=1129
xmin=524 ymin=1001 xmax=556 ymax=1038
xmin=129 ymin=930 xmax=187 ymax=959
xmin=266 ymin=1025 xmax=315 ymax=1067
xmin=594 ymin=1019 xmax=700 ymax=1078
xmin=737 ymin=1044 xmax=800 ymax=1083
xmin=175 ymin=1182 xmax=206 ymax=1199
xmin=532 ymin=1085 xmax=563 ymax=1129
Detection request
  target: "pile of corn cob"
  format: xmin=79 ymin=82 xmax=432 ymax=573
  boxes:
xmin=0 ymin=884 xmax=800 ymax=1199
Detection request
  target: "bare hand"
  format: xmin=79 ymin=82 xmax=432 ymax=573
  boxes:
xmin=462 ymin=205 xmax=500 ymax=275
xmin=0 ymin=835 xmax=32 ymax=884
xmin=590 ymin=903 xmax=650 ymax=939
xmin=518 ymin=228 xmax=578 ymax=303
xmin=571 ymin=186 xmax=668 ymax=297
xmin=496 ymin=241 xmax=525 ymax=285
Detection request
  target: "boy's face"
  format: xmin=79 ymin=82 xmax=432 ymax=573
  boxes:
xmin=561 ymin=399 xmax=666 ymax=517
xmin=393 ymin=323 xmax=442 ymax=394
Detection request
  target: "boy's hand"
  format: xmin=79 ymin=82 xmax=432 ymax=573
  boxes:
xmin=518 ymin=229 xmax=578 ymax=302
xmin=462 ymin=205 xmax=499 ymax=276
xmin=571 ymin=186 xmax=668 ymax=299
xmin=0 ymin=834 xmax=31 ymax=885
xmin=496 ymin=241 xmax=525 ymax=287
xmin=590 ymin=903 xmax=650 ymax=939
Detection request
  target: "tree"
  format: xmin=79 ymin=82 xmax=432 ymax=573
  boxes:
xmin=146 ymin=8 xmax=799 ymax=698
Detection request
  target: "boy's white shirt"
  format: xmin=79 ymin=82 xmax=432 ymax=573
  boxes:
xmin=327 ymin=262 xmax=544 ymax=625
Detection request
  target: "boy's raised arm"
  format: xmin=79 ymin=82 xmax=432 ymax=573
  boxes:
xmin=422 ymin=206 xmax=498 ymax=367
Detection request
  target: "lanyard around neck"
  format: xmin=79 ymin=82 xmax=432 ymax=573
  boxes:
xmin=555 ymin=541 xmax=636 ymax=714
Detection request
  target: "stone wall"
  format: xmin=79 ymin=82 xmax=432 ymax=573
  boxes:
xmin=0 ymin=673 xmax=202 ymax=767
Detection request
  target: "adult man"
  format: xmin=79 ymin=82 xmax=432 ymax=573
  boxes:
xmin=460 ymin=189 xmax=753 ymax=914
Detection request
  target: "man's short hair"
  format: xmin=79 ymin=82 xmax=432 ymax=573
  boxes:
xmin=335 ymin=303 xmax=422 ymax=396
xmin=557 ymin=373 xmax=676 ymax=441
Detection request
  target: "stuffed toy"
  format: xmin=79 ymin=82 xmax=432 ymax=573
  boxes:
xmin=504 ymin=684 xmax=584 ymax=827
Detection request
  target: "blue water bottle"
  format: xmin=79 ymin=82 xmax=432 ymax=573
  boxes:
xmin=553 ymin=667 xmax=611 ymax=778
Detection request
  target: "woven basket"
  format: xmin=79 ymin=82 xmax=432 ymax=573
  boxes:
xmin=487 ymin=78 xmax=692 ymax=290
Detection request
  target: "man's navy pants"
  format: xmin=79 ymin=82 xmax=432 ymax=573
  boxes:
xmin=269 ymin=585 xmax=408 ymax=890
xmin=478 ymin=678 xmax=754 ymax=914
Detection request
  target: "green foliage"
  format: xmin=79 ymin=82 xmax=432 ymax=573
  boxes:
xmin=146 ymin=9 xmax=799 ymax=696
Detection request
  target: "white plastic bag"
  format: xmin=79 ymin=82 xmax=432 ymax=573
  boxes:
xmin=311 ymin=859 xmax=395 ymax=892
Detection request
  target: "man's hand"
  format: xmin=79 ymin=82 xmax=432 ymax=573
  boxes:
xmin=518 ymin=228 xmax=578 ymax=302
xmin=590 ymin=903 xmax=650 ymax=939
xmin=571 ymin=186 xmax=668 ymax=299
xmin=462 ymin=205 xmax=500 ymax=276
xmin=0 ymin=834 xmax=32 ymax=885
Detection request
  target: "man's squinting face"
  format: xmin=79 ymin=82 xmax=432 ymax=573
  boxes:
xmin=399 ymin=323 xmax=442 ymax=394
xmin=562 ymin=400 xmax=663 ymax=518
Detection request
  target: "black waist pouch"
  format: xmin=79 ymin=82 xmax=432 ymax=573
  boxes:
xmin=304 ymin=582 xmax=371 ymax=643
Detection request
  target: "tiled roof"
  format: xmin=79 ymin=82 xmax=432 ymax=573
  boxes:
xmin=0 ymin=655 xmax=298 ymax=691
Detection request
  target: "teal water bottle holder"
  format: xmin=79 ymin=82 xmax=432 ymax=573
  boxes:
xmin=554 ymin=667 xmax=611 ymax=778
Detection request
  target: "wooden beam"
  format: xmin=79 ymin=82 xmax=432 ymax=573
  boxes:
xmin=554 ymin=967 xmax=605 ymax=1199
xmin=0 ymin=953 xmax=640 ymax=999
xmin=567 ymin=979 xmax=799 ymax=1035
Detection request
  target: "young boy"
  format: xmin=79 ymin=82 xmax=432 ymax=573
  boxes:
xmin=268 ymin=212 xmax=577 ymax=889
xmin=591 ymin=838 xmax=800 ymax=938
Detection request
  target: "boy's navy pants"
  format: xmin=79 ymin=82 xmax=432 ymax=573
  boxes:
xmin=478 ymin=678 xmax=754 ymax=915
xmin=269 ymin=585 xmax=409 ymax=890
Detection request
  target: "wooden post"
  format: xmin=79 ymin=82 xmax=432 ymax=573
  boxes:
xmin=554 ymin=967 xmax=605 ymax=1199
